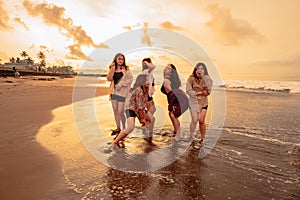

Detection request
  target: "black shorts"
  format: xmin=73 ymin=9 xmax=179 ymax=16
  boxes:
xmin=202 ymin=105 xmax=208 ymax=110
xmin=148 ymin=96 xmax=153 ymax=101
xmin=111 ymin=94 xmax=125 ymax=102
xmin=125 ymin=109 xmax=137 ymax=118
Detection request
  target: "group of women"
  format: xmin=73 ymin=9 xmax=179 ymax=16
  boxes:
xmin=106 ymin=53 xmax=213 ymax=150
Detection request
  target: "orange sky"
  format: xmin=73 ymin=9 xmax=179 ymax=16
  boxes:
xmin=0 ymin=0 xmax=299 ymax=81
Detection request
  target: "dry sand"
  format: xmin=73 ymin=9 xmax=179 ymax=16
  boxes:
xmin=0 ymin=76 xmax=108 ymax=199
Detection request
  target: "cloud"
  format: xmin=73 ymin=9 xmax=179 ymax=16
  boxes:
xmin=65 ymin=25 xmax=95 ymax=47
xmin=205 ymin=4 xmax=264 ymax=46
xmin=28 ymin=44 xmax=35 ymax=50
xmin=23 ymin=0 xmax=70 ymax=29
xmin=95 ymin=42 xmax=109 ymax=48
xmin=0 ymin=0 xmax=11 ymax=30
xmin=65 ymin=44 xmax=92 ymax=61
xmin=123 ymin=22 xmax=141 ymax=31
xmin=0 ymin=51 xmax=9 ymax=61
xmin=160 ymin=21 xmax=183 ymax=31
xmin=141 ymin=22 xmax=152 ymax=46
xmin=72 ymin=0 xmax=115 ymax=17
xmin=252 ymin=55 xmax=300 ymax=67
xmin=39 ymin=45 xmax=47 ymax=49
xmin=13 ymin=17 xmax=29 ymax=31
xmin=123 ymin=26 xmax=132 ymax=31
xmin=38 ymin=45 xmax=53 ymax=54
xmin=23 ymin=0 xmax=108 ymax=60
xmin=54 ymin=58 xmax=66 ymax=66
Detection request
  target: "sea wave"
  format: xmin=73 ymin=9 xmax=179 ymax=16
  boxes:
xmin=220 ymin=80 xmax=300 ymax=94
xmin=94 ymin=77 xmax=300 ymax=94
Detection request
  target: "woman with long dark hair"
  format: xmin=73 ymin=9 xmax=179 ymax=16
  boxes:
xmin=107 ymin=53 xmax=133 ymax=135
xmin=186 ymin=62 xmax=213 ymax=146
xmin=161 ymin=64 xmax=188 ymax=140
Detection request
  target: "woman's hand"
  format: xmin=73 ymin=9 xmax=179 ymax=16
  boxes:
xmin=110 ymin=63 xmax=115 ymax=70
xmin=115 ymin=84 xmax=121 ymax=91
xmin=202 ymin=88 xmax=209 ymax=96
xmin=138 ymin=110 xmax=151 ymax=127
xmin=139 ymin=119 xmax=147 ymax=126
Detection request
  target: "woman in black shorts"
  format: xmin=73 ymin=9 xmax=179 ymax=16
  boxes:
xmin=186 ymin=62 xmax=213 ymax=143
xmin=110 ymin=74 xmax=154 ymax=148
xmin=107 ymin=53 xmax=133 ymax=135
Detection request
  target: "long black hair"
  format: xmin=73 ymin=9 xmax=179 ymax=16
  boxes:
xmin=130 ymin=74 xmax=148 ymax=92
xmin=142 ymin=57 xmax=151 ymax=71
xmin=112 ymin=53 xmax=128 ymax=70
xmin=168 ymin=64 xmax=181 ymax=89
xmin=192 ymin=62 xmax=209 ymax=80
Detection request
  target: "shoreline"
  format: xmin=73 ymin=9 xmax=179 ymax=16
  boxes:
xmin=0 ymin=76 xmax=108 ymax=199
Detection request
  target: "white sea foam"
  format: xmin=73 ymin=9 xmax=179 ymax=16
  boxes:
xmin=91 ymin=78 xmax=300 ymax=94
xmin=221 ymin=80 xmax=300 ymax=94
xmin=87 ymin=83 xmax=111 ymax=87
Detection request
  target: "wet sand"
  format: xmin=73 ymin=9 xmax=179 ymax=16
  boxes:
xmin=40 ymin=82 xmax=300 ymax=199
xmin=1 ymin=76 xmax=299 ymax=199
xmin=0 ymin=76 xmax=107 ymax=199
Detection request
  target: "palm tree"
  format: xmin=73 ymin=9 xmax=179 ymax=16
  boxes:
xmin=37 ymin=51 xmax=45 ymax=60
xmin=37 ymin=51 xmax=46 ymax=70
xmin=26 ymin=57 xmax=34 ymax=65
xmin=10 ymin=57 xmax=15 ymax=63
xmin=16 ymin=57 xmax=21 ymax=63
xmin=40 ymin=60 xmax=46 ymax=67
xmin=20 ymin=51 xmax=28 ymax=59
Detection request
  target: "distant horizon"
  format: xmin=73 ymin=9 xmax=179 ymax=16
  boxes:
xmin=75 ymin=68 xmax=300 ymax=83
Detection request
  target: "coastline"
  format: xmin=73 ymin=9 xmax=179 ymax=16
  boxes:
xmin=0 ymin=76 xmax=108 ymax=199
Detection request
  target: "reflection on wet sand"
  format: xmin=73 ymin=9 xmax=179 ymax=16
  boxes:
xmin=37 ymin=90 xmax=300 ymax=199
xmin=37 ymin=94 xmax=206 ymax=199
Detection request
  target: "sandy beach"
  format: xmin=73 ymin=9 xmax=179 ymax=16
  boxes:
xmin=0 ymin=76 xmax=108 ymax=199
xmin=0 ymin=76 xmax=299 ymax=199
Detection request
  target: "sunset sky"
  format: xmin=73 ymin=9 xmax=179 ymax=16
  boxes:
xmin=0 ymin=0 xmax=299 ymax=81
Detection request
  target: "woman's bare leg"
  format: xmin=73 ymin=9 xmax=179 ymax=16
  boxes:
xmin=111 ymin=100 xmax=120 ymax=130
xmin=169 ymin=112 xmax=180 ymax=140
xmin=146 ymin=100 xmax=156 ymax=114
xmin=117 ymin=101 xmax=126 ymax=129
xmin=189 ymin=109 xmax=199 ymax=138
xmin=112 ymin=117 xmax=135 ymax=145
xmin=199 ymin=109 xmax=207 ymax=141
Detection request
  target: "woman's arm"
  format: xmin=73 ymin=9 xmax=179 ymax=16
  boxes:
xmin=160 ymin=85 xmax=167 ymax=95
xmin=161 ymin=79 xmax=171 ymax=95
xmin=106 ymin=63 xmax=115 ymax=81
xmin=144 ymin=61 xmax=156 ymax=74
xmin=203 ymin=76 xmax=213 ymax=96
xmin=186 ymin=76 xmax=196 ymax=97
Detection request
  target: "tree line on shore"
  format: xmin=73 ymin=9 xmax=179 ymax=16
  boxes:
xmin=2 ymin=50 xmax=75 ymax=74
